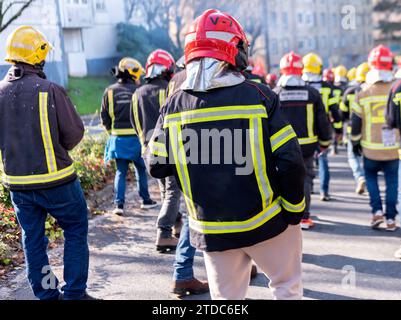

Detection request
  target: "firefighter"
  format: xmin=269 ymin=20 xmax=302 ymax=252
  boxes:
xmin=347 ymin=67 xmax=358 ymax=86
xmin=0 ymin=26 xmax=96 ymax=300
xmin=334 ymin=65 xmax=349 ymax=92
xmin=148 ymin=9 xmax=306 ymax=300
xmin=102 ymin=58 xmax=157 ymax=216
xmin=275 ymin=52 xmax=331 ymax=230
xmin=342 ymin=62 xmax=370 ymax=195
xmin=130 ymin=49 xmax=184 ymax=254
xmin=266 ymin=73 xmax=278 ymax=89
xmin=323 ymin=68 xmax=335 ymax=85
xmin=352 ymin=45 xmax=399 ymax=232
xmin=303 ymin=53 xmax=343 ymax=201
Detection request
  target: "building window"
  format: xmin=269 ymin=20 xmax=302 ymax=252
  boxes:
xmin=282 ymin=12 xmax=288 ymax=29
xmin=95 ymin=0 xmax=106 ymax=11
xmin=282 ymin=38 xmax=290 ymax=52
xmin=298 ymin=13 xmax=303 ymax=24
xmin=298 ymin=39 xmax=304 ymax=50
xmin=321 ymin=13 xmax=326 ymax=26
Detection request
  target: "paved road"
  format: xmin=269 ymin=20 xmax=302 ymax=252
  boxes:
xmin=1 ymin=148 xmax=401 ymax=300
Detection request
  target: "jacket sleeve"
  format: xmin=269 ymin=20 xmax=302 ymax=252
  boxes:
xmin=51 ymin=84 xmax=84 ymax=151
xmin=341 ymin=88 xmax=352 ymax=121
xmin=315 ymin=94 xmax=332 ymax=148
xmin=146 ymin=109 xmax=175 ymax=179
xmin=328 ymin=89 xmax=343 ymax=134
xmin=101 ymin=89 xmax=112 ymax=132
xmin=386 ymin=82 xmax=401 ymax=131
xmin=351 ymin=93 xmax=363 ymax=146
xmin=266 ymin=93 xmax=306 ymax=225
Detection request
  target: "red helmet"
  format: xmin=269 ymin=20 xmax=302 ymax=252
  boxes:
xmin=266 ymin=74 xmax=277 ymax=83
xmin=323 ymin=68 xmax=335 ymax=82
xmin=184 ymin=9 xmax=249 ymax=68
xmin=280 ymin=52 xmax=303 ymax=76
xmin=368 ymin=45 xmax=393 ymax=71
xmin=146 ymin=49 xmax=175 ymax=74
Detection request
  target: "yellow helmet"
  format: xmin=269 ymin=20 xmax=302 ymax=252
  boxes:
xmin=303 ymin=53 xmax=323 ymax=75
xmin=347 ymin=68 xmax=357 ymax=82
xmin=118 ymin=58 xmax=144 ymax=80
xmin=5 ymin=26 xmax=52 ymax=66
xmin=356 ymin=62 xmax=370 ymax=83
xmin=334 ymin=65 xmax=348 ymax=82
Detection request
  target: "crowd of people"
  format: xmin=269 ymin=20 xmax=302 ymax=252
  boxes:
xmin=2 ymin=8 xmax=401 ymax=301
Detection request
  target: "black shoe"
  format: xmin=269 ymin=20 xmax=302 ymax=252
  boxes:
xmin=59 ymin=293 xmax=101 ymax=300
xmin=141 ymin=199 xmax=158 ymax=209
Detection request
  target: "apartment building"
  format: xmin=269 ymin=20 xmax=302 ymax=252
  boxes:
xmin=264 ymin=0 xmax=374 ymax=72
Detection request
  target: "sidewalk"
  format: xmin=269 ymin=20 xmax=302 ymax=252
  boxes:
xmin=1 ymin=149 xmax=401 ymax=300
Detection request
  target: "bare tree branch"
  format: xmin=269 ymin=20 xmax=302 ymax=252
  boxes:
xmin=0 ymin=0 xmax=35 ymax=33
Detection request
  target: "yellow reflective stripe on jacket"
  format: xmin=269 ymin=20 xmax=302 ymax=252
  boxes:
xmin=306 ymin=104 xmax=314 ymax=138
xmin=351 ymin=134 xmax=362 ymax=142
xmin=0 ymin=149 xmax=3 ymax=172
xmin=132 ymin=93 xmax=144 ymax=144
xmin=361 ymin=141 xmax=399 ymax=151
xmin=159 ymin=89 xmax=166 ymax=109
xmin=250 ymin=117 xmax=273 ymax=207
xmin=333 ymin=121 xmax=343 ymax=129
xmin=299 ymin=136 xmax=318 ymax=145
xmin=108 ymin=90 xmax=115 ymax=131
xmin=168 ymin=81 xmax=176 ymax=97
xmin=3 ymin=165 xmax=75 ymax=185
xmin=270 ymin=125 xmax=297 ymax=153
xmin=351 ymin=101 xmax=362 ymax=115
xmin=164 ymin=105 xmax=267 ymax=128
xmin=281 ymin=197 xmax=306 ymax=213
xmin=251 ymin=79 xmax=262 ymax=83
xmin=149 ymin=141 xmax=168 ymax=157
xmin=189 ymin=198 xmax=282 ymax=235
xmin=393 ymin=93 xmax=401 ymax=105
xmin=169 ymin=123 xmax=197 ymax=217
xmin=319 ymin=139 xmax=331 ymax=147
xmin=111 ymin=128 xmax=136 ymax=136
xmin=320 ymin=88 xmax=331 ymax=113
xmin=360 ymin=95 xmax=388 ymax=145
xmin=39 ymin=92 xmax=57 ymax=173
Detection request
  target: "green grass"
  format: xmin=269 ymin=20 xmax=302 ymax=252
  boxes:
xmin=68 ymin=76 xmax=113 ymax=115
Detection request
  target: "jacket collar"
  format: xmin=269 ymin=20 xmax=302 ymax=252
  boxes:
xmin=5 ymin=63 xmax=46 ymax=82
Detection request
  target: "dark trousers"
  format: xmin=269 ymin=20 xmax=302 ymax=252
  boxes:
xmin=303 ymin=156 xmax=315 ymax=219
xmin=363 ymin=157 xmax=399 ymax=219
xmin=10 ymin=179 xmax=89 ymax=300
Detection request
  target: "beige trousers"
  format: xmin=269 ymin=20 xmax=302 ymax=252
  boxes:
xmin=203 ymin=225 xmax=303 ymax=300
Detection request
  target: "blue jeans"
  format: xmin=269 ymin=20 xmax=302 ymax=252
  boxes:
xmin=173 ymin=215 xmax=196 ymax=281
xmin=318 ymin=149 xmax=330 ymax=195
xmin=363 ymin=157 xmax=399 ymax=219
xmin=115 ymin=158 xmax=150 ymax=205
xmin=347 ymin=140 xmax=365 ymax=183
xmin=10 ymin=179 xmax=89 ymax=300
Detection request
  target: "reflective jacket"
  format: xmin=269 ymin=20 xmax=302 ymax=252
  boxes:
xmin=274 ymin=84 xmax=332 ymax=158
xmin=131 ymin=77 xmax=168 ymax=149
xmin=341 ymin=84 xmax=362 ymax=122
xmin=147 ymin=79 xmax=306 ymax=252
xmin=306 ymin=80 xmax=343 ymax=134
xmin=244 ymin=71 xmax=267 ymax=85
xmin=386 ymin=80 xmax=401 ymax=132
xmin=352 ymin=81 xmax=400 ymax=161
xmin=0 ymin=64 xmax=84 ymax=191
xmin=101 ymin=79 xmax=137 ymax=136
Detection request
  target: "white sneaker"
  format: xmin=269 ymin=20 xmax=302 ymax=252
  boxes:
xmin=371 ymin=211 xmax=384 ymax=229
xmin=112 ymin=207 xmax=124 ymax=216
xmin=386 ymin=219 xmax=397 ymax=232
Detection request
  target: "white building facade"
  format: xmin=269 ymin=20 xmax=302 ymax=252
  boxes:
xmin=0 ymin=0 xmax=127 ymax=86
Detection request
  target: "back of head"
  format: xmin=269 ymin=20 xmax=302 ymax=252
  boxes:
xmin=366 ymin=45 xmax=394 ymax=84
xmin=145 ymin=49 xmax=175 ymax=81
xmin=112 ymin=57 xmax=144 ymax=82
